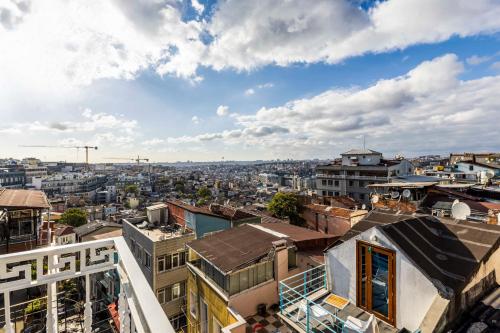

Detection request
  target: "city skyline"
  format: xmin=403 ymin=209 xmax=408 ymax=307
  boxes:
xmin=1 ymin=0 xmax=500 ymax=162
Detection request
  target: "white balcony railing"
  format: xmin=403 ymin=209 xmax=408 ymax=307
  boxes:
xmin=0 ymin=237 xmax=173 ymax=333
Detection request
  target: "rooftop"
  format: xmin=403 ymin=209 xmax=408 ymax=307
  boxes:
xmin=341 ymin=149 xmax=382 ymax=155
xmin=74 ymin=220 xmax=122 ymax=237
xmin=188 ymin=223 xmax=335 ymax=273
xmin=0 ymin=188 xmax=51 ymax=209
xmin=124 ymin=216 xmax=194 ymax=242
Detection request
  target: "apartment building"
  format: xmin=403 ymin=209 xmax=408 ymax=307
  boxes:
xmin=186 ymin=223 xmax=336 ymax=333
xmin=316 ymin=149 xmax=414 ymax=204
xmin=167 ymin=200 xmax=261 ymax=238
xmin=301 ymin=203 xmax=367 ymax=236
xmin=32 ymin=173 xmax=107 ymax=198
xmin=0 ymin=189 xmax=50 ymax=253
xmin=0 ymin=167 xmax=25 ymax=188
xmin=123 ymin=204 xmax=196 ymax=331
xmin=23 ymin=165 xmax=48 ymax=184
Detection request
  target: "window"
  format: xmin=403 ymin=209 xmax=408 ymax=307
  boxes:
xmin=158 ymin=256 xmax=165 ymax=272
xmin=144 ymin=251 xmax=151 ymax=269
xmin=349 ymin=180 xmax=354 ymax=187
xmin=158 ymin=250 xmax=187 ymax=272
xmin=359 ymin=193 xmax=365 ymax=201
xmin=229 ymin=260 xmax=273 ymax=295
xmin=327 ymin=191 xmax=333 ymax=196
xmin=213 ymin=317 xmax=223 ymax=333
xmin=334 ymin=180 xmax=339 ymax=186
xmin=327 ymin=180 xmax=333 ymax=186
xmin=321 ymin=180 xmax=326 ymax=186
xmin=322 ymin=190 xmax=327 ymax=196
xmin=136 ymin=245 xmax=143 ymax=263
xmin=169 ymin=314 xmax=187 ymax=331
xmin=189 ymin=291 xmax=197 ymax=318
xmin=469 ymin=165 xmax=474 ymax=171
xmin=157 ymin=281 xmax=186 ymax=304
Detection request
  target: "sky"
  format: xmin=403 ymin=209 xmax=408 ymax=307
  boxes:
xmin=1 ymin=0 xmax=500 ymax=163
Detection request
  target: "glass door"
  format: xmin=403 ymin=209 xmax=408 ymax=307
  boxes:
xmin=356 ymin=241 xmax=395 ymax=325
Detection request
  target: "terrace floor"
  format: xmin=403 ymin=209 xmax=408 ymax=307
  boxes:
xmin=246 ymin=308 xmax=294 ymax=333
xmin=279 ymin=289 xmax=398 ymax=333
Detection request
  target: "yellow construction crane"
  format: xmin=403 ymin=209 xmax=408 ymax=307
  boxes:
xmin=19 ymin=145 xmax=98 ymax=165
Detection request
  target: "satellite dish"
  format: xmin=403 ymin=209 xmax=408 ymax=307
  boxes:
xmin=452 ymin=199 xmax=459 ymax=208
xmin=391 ymin=191 xmax=400 ymax=199
xmin=361 ymin=204 xmax=366 ymax=210
xmin=402 ymin=189 xmax=411 ymax=198
xmin=371 ymin=195 xmax=379 ymax=204
xmin=485 ymin=170 xmax=495 ymax=179
xmin=451 ymin=202 xmax=471 ymax=220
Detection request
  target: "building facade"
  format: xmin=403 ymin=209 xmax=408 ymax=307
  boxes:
xmin=316 ymin=149 xmax=414 ymax=204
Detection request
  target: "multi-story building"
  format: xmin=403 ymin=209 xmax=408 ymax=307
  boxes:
xmin=32 ymin=173 xmax=107 ymax=198
xmin=186 ymin=223 xmax=336 ymax=333
xmin=0 ymin=189 xmax=50 ymax=253
xmin=0 ymin=167 xmax=25 ymax=188
xmin=23 ymin=165 xmax=48 ymax=184
xmin=316 ymin=149 xmax=414 ymax=204
xmin=167 ymin=200 xmax=261 ymax=238
xmin=123 ymin=204 xmax=196 ymax=331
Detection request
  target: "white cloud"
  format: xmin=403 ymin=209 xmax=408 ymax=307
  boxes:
xmin=216 ymin=105 xmax=229 ymax=116
xmin=0 ymin=0 xmax=205 ymax=106
xmin=491 ymin=61 xmax=500 ymax=70
xmin=191 ymin=0 xmax=204 ymax=15
xmin=164 ymin=54 xmax=500 ymax=156
xmin=257 ymin=83 xmax=274 ymax=89
xmin=244 ymin=88 xmax=255 ymax=96
xmin=203 ymin=0 xmax=500 ymax=71
xmin=466 ymin=55 xmax=493 ymax=65
xmin=142 ymin=138 xmax=165 ymax=146
xmin=191 ymin=115 xmax=201 ymax=124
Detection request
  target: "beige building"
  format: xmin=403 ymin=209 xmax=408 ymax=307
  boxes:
xmin=123 ymin=204 xmax=196 ymax=331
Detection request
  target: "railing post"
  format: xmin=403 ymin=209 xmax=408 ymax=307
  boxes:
xmin=46 ymin=254 xmax=58 ymax=333
xmin=3 ymin=291 xmax=14 ymax=333
xmin=305 ymin=301 xmax=310 ymax=333
xmin=84 ymin=273 xmax=92 ymax=333
xmin=279 ymin=282 xmax=283 ymax=314
xmin=303 ymin=271 xmax=307 ymax=296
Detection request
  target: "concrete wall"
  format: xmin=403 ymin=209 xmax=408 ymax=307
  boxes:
xmin=326 ymin=227 xmax=438 ymax=331
xmin=228 ymin=281 xmax=278 ymax=318
xmin=122 ymin=220 xmax=154 ymax=287
xmin=342 ymin=154 xmax=381 ymax=166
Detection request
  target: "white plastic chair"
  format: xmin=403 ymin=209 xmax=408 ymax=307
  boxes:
xmin=343 ymin=314 xmax=379 ymax=333
xmin=296 ymin=300 xmax=335 ymax=326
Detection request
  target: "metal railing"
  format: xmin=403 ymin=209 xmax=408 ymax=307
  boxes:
xmin=0 ymin=237 xmax=173 ymax=333
xmin=279 ymin=265 xmax=356 ymax=333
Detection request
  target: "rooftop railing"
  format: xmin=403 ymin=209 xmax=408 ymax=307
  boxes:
xmin=279 ymin=265 xmax=358 ymax=333
xmin=0 ymin=237 xmax=172 ymax=333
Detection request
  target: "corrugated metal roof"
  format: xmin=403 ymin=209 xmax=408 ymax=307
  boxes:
xmin=0 ymin=189 xmax=50 ymax=209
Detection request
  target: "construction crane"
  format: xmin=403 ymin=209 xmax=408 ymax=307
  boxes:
xmin=105 ymin=155 xmax=149 ymax=165
xmin=19 ymin=145 xmax=98 ymax=165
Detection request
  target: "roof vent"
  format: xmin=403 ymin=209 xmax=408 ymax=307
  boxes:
xmin=272 ymin=239 xmax=287 ymax=251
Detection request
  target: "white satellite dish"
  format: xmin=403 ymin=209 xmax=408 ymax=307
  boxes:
xmin=402 ymin=189 xmax=411 ymax=198
xmin=371 ymin=195 xmax=379 ymax=204
xmin=451 ymin=199 xmax=460 ymax=208
xmin=361 ymin=204 xmax=366 ymax=210
xmin=485 ymin=170 xmax=495 ymax=179
xmin=451 ymin=202 xmax=471 ymax=220
xmin=391 ymin=191 xmax=400 ymax=199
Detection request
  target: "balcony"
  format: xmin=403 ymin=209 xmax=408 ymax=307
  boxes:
xmin=278 ymin=266 xmax=397 ymax=333
xmin=0 ymin=237 xmax=172 ymax=333
xmin=316 ymin=174 xmax=388 ymax=181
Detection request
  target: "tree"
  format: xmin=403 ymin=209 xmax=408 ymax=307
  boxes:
xmin=125 ymin=184 xmax=139 ymax=196
xmin=268 ymin=192 xmax=300 ymax=224
xmin=175 ymin=182 xmax=185 ymax=193
xmin=60 ymin=208 xmax=87 ymax=227
xmin=197 ymin=186 xmax=211 ymax=199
